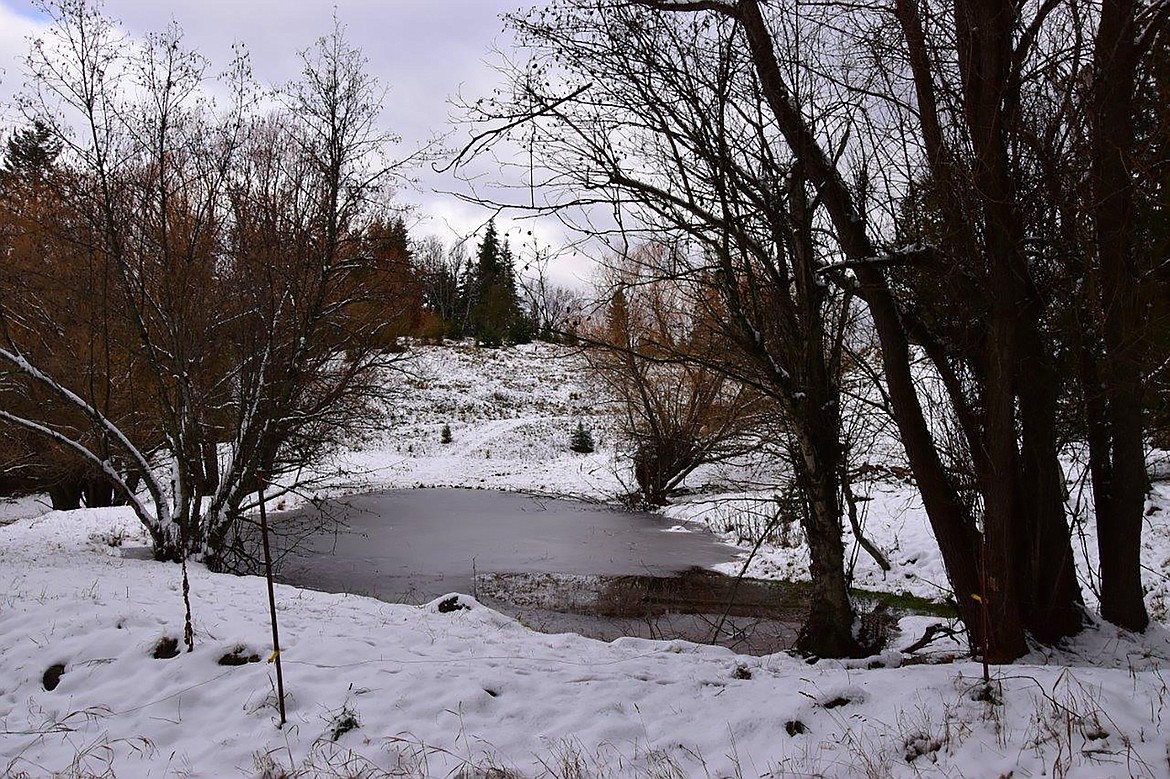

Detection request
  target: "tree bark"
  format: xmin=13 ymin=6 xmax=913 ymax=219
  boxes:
xmin=954 ymin=0 xmax=1081 ymax=654
xmin=1016 ymin=329 xmax=1084 ymax=641
xmin=1091 ymin=0 xmax=1150 ymax=632
xmin=795 ymin=410 xmax=862 ymax=657
xmin=735 ymin=0 xmax=990 ymax=651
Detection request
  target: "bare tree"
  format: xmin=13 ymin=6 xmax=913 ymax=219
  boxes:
xmin=0 ymin=2 xmax=414 ymax=571
xmin=1080 ymin=0 xmax=1169 ymax=631
xmin=588 ymin=248 xmax=769 ymax=509
xmin=415 ymin=234 xmax=469 ymax=333
xmin=624 ymin=0 xmax=1167 ymax=656
xmin=460 ymin=0 xmax=1167 ymax=660
xmin=518 ymin=246 xmax=585 ymax=341
xmin=455 ymin=3 xmax=879 ymax=656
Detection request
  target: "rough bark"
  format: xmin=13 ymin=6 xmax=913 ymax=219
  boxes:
xmin=1092 ymin=0 xmax=1150 ymax=632
xmin=1016 ymin=330 xmax=1085 ymax=641
xmin=735 ymin=0 xmax=991 ymax=651
xmin=795 ymin=408 xmax=862 ymax=657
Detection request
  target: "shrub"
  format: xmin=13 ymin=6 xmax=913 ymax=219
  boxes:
xmin=477 ymin=327 xmax=503 ymax=348
xmin=570 ymin=421 xmax=595 ymax=453
xmin=506 ymin=315 xmax=534 ymax=345
xmin=326 ymin=704 xmax=361 ymax=742
xmin=441 ymin=423 xmax=452 ymax=444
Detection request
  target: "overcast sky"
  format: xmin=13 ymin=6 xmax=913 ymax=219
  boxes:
xmin=0 ymin=0 xmax=593 ymax=286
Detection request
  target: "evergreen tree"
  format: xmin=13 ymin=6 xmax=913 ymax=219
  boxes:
xmin=465 ymin=220 xmax=524 ymax=345
xmin=570 ymin=421 xmax=595 ymax=453
xmin=2 ymin=119 xmax=61 ymax=190
xmin=353 ymin=217 xmax=422 ymax=348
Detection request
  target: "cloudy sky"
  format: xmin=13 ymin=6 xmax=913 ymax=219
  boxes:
xmin=0 ymin=0 xmax=592 ymax=286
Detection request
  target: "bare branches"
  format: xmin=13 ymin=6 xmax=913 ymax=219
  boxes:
xmin=1 ymin=1 xmax=413 ymax=569
xmin=441 ymin=84 xmax=593 ymax=175
xmin=627 ymin=0 xmax=739 ymax=14
xmin=586 ymin=250 xmax=770 ymax=506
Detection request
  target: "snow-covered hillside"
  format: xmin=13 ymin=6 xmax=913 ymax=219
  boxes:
xmin=330 ymin=342 xmax=626 ymax=499
xmin=2 ymin=341 xmax=1169 ymax=777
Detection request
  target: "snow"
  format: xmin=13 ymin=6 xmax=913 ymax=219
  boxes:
xmin=2 ymin=342 xmax=1170 ymax=777
xmin=316 ymin=342 xmax=624 ymax=501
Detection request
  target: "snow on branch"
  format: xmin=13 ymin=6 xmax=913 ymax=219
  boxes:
xmin=815 ymin=244 xmax=939 ymax=275
xmin=0 ymin=344 xmax=172 ymax=528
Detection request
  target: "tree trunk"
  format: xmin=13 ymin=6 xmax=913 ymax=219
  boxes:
xmin=795 ymin=418 xmax=862 ymax=658
xmin=82 ymin=472 xmax=117 ymax=508
xmin=48 ymin=479 xmax=83 ymax=511
xmin=1097 ymin=379 xmax=1149 ymax=630
xmin=736 ymin=0 xmax=988 ymax=651
xmin=953 ymin=0 xmax=1079 ymax=657
xmin=1092 ymin=0 xmax=1150 ymax=633
xmin=199 ymin=440 xmax=220 ymax=495
xmin=979 ymin=300 xmax=1028 ymax=662
xmin=1016 ymin=329 xmax=1084 ymax=642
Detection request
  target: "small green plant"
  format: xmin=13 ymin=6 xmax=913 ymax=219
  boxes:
xmin=326 ymin=703 xmax=361 ymax=742
xmin=441 ymin=423 xmax=452 ymax=444
xmin=570 ymin=421 xmax=595 ymax=453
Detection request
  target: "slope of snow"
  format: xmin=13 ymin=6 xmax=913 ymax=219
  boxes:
xmin=2 ymin=507 xmax=1169 ymax=778
xmin=318 ymin=342 xmax=626 ymax=501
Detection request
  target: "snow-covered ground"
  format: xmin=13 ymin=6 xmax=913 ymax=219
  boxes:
xmin=2 ymin=342 xmax=1170 ymax=777
xmin=339 ymin=344 xmax=624 ymax=499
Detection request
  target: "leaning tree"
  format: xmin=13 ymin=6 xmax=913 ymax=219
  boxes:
xmin=457 ymin=2 xmax=884 ymax=656
xmin=459 ymin=0 xmax=1168 ymax=660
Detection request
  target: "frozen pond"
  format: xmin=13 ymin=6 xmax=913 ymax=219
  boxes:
xmin=274 ymin=488 xmax=741 ymax=603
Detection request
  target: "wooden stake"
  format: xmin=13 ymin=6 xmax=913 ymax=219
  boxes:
xmin=258 ymin=487 xmax=287 ymax=728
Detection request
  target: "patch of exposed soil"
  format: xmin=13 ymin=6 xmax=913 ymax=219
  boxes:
xmin=476 ymin=568 xmax=807 ymax=656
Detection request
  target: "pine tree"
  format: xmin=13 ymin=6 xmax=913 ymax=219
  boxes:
xmin=2 ymin=120 xmax=61 ymax=184
xmin=465 ymin=220 xmax=524 ymax=345
xmin=570 ymin=421 xmax=595 ymax=453
xmin=353 ymin=217 xmax=421 ymax=348
xmin=500 ymin=241 xmax=533 ymax=344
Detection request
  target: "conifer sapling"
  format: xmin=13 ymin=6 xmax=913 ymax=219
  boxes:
xmin=570 ymin=421 xmax=595 ymax=453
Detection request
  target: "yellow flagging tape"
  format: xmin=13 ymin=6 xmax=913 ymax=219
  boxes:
xmin=268 ymin=650 xmax=283 ymax=664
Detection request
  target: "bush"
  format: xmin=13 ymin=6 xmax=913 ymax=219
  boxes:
xmin=570 ymin=421 xmax=595 ymax=453
xmin=441 ymin=424 xmax=452 ymax=444
xmin=477 ymin=327 xmax=503 ymax=348
xmin=326 ymin=704 xmax=360 ymax=741
xmin=506 ymin=315 xmax=534 ymax=345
